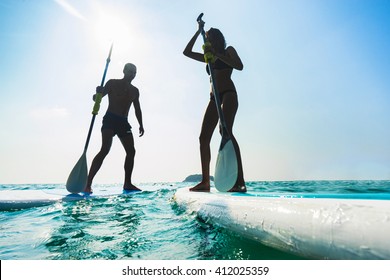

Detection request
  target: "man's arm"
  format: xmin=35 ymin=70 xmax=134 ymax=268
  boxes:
xmin=94 ymin=80 xmax=111 ymax=100
xmin=133 ymin=93 xmax=144 ymax=137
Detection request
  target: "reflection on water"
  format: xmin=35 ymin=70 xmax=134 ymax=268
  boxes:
xmin=45 ymin=196 xmax=144 ymax=259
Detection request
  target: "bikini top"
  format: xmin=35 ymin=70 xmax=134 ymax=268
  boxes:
xmin=206 ymin=58 xmax=233 ymax=75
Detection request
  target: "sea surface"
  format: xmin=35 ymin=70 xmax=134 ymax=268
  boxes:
xmin=0 ymin=180 xmax=389 ymax=260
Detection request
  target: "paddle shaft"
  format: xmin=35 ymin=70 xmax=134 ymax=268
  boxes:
xmin=83 ymin=43 xmax=113 ymax=153
xmin=197 ymin=13 xmax=230 ymax=144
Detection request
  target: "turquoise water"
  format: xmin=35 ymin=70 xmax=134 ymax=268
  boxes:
xmin=0 ymin=180 xmax=389 ymax=260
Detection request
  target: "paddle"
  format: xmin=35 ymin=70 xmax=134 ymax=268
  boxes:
xmin=196 ymin=13 xmax=238 ymax=192
xmin=66 ymin=44 xmax=113 ymax=194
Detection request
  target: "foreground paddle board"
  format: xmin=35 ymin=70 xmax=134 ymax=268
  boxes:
xmin=174 ymin=187 xmax=390 ymax=259
xmin=0 ymin=187 xmax=140 ymax=211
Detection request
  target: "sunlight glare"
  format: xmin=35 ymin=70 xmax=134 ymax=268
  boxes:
xmin=94 ymin=14 xmax=129 ymax=48
xmin=91 ymin=4 xmax=139 ymax=57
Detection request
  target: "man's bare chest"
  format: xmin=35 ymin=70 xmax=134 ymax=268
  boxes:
xmin=110 ymin=83 xmax=136 ymax=101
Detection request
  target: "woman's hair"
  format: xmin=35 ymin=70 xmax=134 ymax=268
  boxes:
xmin=207 ymin=28 xmax=226 ymax=52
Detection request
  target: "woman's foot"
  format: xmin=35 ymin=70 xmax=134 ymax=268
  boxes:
xmin=190 ymin=181 xmax=210 ymax=192
xmin=228 ymin=185 xmax=247 ymax=192
xmin=83 ymin=186 xmax=93 ymax=194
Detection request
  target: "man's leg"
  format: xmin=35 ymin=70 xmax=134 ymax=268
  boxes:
xmin=119 ymin=133 xmax=141 ymax=191
xmin=84 ymin=129 xmax=114 ymax=193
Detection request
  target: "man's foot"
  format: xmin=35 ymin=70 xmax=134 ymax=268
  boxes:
xmin=124 ymin=184 xmax=141 ymax=191
xmin=190 ymin=182 xmax=210 ymax=192
xmin=228 ymin=185 xmax=247 ymax=192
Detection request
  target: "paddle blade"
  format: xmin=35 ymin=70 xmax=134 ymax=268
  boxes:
xmin=214 ymin=140 xmax=238 ymax=192
xmin=66 ymin=153 xmax=88 ymax=194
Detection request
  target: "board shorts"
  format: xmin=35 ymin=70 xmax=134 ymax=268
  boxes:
xmin=102 ymin=112 xmax=132 ymax=138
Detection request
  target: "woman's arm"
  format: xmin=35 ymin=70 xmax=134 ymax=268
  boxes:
xmin=216 ymin=46 xmax=243 ymax=71
xmin=183 ymin=24 xmax=206 ymax=63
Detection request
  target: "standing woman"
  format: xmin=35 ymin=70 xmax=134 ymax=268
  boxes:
xmin=183 ymin=20 xmax=246 ymax=192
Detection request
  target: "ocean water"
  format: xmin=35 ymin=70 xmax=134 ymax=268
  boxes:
xmin=0 ymin=180 xmax=389 ymax=260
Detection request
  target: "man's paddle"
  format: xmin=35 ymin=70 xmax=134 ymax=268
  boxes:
xmin=197 ymin=13 xmax=238 ymax=192
xmin=66 ymin=44 xmax=113 ymax=194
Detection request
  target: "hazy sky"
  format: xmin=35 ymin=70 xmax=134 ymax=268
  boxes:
xmin=0 ymin=0 xmax=389 ymax=184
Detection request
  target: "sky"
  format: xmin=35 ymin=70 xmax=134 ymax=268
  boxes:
xmin=0 ymin=0 xmax=389 ymax=184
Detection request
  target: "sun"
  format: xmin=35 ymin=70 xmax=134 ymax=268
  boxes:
xmin=94 ymin=14 xmax=130 ymax=47
xmin=91 ymin=4 xmax=138 ymax=54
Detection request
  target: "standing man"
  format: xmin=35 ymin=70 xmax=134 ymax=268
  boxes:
xmin=84 ymin=63 xmax=144 ymax=193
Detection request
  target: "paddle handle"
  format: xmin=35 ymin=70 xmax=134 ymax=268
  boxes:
xmin=83 ymin=43 xmax=114 ymax=152
xmin=100 ymin=43 xmax=113 ymax=88
xmin=196 ymin=14 xmax=229 ymax=140
xmin=92 ymin=43 xmax=113 ymax=115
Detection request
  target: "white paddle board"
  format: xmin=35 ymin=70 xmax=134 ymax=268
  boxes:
xmin=0 ymin=187 xmax=140 ymax=211
xmin=174 ymin=187 xmax=390 ymax=259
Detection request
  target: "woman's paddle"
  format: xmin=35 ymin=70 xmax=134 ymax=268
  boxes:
xmin=66 ymin=44 xmax=113 ymax=193
xmin=197 ymin=13 xmax=238 ymax=192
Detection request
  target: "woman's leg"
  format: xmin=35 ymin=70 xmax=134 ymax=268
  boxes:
xmin=221 ymin=92 xmax=246 ymax=192
xmin=190 ymin=101 xmax=219 ymax=192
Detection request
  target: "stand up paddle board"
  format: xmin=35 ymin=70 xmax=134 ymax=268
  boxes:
xmin=174 ymin=187 xmax=390 ymax=259
xmin=0 ymin=187 xmax=140 ymax=211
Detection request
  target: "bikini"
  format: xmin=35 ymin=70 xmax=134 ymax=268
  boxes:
xmin=207 ymin=58 xmax=237 ymax=101
xmin=206 ymin=58 xmax=233 ymax=73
